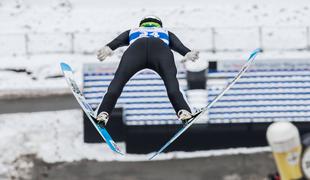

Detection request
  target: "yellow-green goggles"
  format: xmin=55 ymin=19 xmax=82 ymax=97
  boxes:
xmin=140 ymin=22 xmax=161 ymax=28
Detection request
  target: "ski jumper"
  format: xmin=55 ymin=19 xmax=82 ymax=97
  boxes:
xmin=98 ymin=27 xmax=192 ymax=116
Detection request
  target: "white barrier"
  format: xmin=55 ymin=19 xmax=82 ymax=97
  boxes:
xmin=0 ymin=27 xmax=309 ymax=56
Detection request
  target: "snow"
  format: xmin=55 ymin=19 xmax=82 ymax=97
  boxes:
xmin=0 ymin=34 xmax=25 ymax=55
xmin=214 ymin=27 xmax=260 ymax=51
xmin=1 ymin=0 xmax=310 ymax=33
xmin=28 ymin=33 xmax=72 ymax=54
xmin=262 ymin=27 xmax=308 ymax=50
xmin=0 ymin=109 xmax=270 ymax=178
xmin=0 ymin=110 xmax=121 ymax=177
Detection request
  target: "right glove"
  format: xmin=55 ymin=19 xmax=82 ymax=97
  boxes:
xmin=97 ymin=46 xmax=113 ymax=61
xmin=182 ymin=50 xmax=199 ymax=63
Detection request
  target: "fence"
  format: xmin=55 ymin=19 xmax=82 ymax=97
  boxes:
xmin=1 ymin=26 xmax=310 ymax=56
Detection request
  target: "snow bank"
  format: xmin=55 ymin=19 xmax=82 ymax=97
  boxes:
xmin=0 ymin=110 xmax=122 ymax=178
xmin=0 ymin=109 xmax=270 ymax=178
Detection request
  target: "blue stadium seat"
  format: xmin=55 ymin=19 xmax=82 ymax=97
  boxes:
xmin=83 ymin=63 xmax=310 ymax=126
xmin=208 ymin=69 xmax=310 ymax=123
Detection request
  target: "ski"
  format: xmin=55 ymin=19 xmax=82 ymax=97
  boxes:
xmin=149 ymin=48 xmax=262 ymax=160
xmin=60 ymin=62 xmax=123 ymax=155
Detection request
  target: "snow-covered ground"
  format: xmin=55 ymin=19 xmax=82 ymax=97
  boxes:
xmin=0 ymin=109 xmax=270 ymax=179
xmin=1 ymin=0 xmax=310 ymax=33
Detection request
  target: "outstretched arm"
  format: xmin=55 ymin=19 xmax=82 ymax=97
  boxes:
xmin=97 ymin=30 xmax=130 ymax=61
xmin=168 ymin=31 xmax=199 ymax=62
xmin=106 ymin=30 xmax=130 ymax=50
xmin=168 ymin=31 xmax=191 ymax=56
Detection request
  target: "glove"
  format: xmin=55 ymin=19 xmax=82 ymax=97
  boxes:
xmin=97 ymin=46 xmax=113 ymax=61
xmin=182 ymin=51 xmax=199 ymax=63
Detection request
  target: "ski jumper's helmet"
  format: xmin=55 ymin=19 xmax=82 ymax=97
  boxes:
xmin=139 ymin=15 xmax=162 ymax=28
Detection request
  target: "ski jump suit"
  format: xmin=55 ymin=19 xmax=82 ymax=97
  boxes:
xmin=98 ymin=27 xmax=192 ymax=116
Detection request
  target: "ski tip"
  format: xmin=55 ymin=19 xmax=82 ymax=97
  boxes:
xmin=254 ymin=48 xmax=263 ymax=53
xmin=247 ymin=48 xmax=263 ymax=61
xmin=60 ymin=62 xmax=72 ymax=71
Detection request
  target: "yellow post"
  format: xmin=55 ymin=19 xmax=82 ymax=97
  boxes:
xmin=266 ymin=122 xmax=303 ymax=180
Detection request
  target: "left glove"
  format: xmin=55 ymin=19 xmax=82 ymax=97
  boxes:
xmin=182 ymin=50 xmax=199 ymax=62
xmin=97 ymin=46 xmax=113 ymax=61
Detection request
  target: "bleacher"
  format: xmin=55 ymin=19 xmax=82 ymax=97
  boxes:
xmin=208 ymin=69 xmax=310 ymax=123
xmin=83 ymin=59 xmax=310 ymax=126
xmin=208 ymin=59 xmax=310 ymax=124
xmin=82 ymin=59 xmax=310 ymax=153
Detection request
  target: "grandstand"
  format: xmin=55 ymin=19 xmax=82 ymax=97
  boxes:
xmin=82 ymin=58 xmax=310 ymax=153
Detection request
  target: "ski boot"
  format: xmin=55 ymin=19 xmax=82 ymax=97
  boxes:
xmin=177 ymin=109 xmax=193 ymax=125
xmin=96 ymin=111 xmax=109 ymax=127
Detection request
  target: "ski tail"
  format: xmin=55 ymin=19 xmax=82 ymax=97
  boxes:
xmin=247 ymin=48 xmax=262 ymax=61
xmin=149 ymin=48 xmax=262 ymax=160
xmin=60 ymin=62 xmax=96 ymax=118
xmin=60 ymin=62 xmax=123 ymax=155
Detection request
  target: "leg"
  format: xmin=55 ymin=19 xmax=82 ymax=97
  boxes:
xmin=97 ymin=45 xmax=146 ymax=116
xmin=159 ymin=65 xmax=192 ymax=114
xmin=150 ymin=49 xmax=191 ymax=114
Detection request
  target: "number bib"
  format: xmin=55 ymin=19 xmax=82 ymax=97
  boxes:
xmin=129 ymin=27 xmax=169 ymax=45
